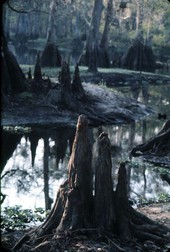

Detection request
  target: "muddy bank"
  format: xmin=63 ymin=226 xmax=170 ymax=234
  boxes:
xmin=81 ymin=70 xmax=170 ymax=87
xmin=1 ymin=83 xmax=154 ymax=127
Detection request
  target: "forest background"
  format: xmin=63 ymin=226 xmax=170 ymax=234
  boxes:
xmin=2 ymin=0 xmax=170 ymax=73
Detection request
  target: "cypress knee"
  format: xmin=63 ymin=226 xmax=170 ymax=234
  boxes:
xmin=95 ymin=132 xmax=115 ymax=230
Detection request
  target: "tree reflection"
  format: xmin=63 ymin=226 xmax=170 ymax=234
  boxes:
xmin=43 ymin=132 xmax=52 ymax=210
xmin=1 ymin=117 xmax=170 ymax=209
xmin=1 ymin=130 xmax=22 ymax=173
xmin=1 ymin=127 xmax=76 ymax=210
xmin=29 ymin=132 xmax=40 ymax=167
xmin=50 ymin=128 xmax=75 ymax=170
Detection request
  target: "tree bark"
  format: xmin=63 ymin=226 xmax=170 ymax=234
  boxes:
xmin=41 ymin=43 xmax=62 ymax=67
xmin=64 ymin=114 xmax=93 ymax=229
xmin=95 ymin=132 xmax=115 ymax=230
xmin=136 ymin=0 xmax=144 ymax=34
xmin=40 ymin=0 xmax=62 ymax=67
xmin=121 ymin=0 xmax=156 ymax=73
xmin=71 ymin=64 xmax=85 ymax=100
xmin=1 ymin=32 xmax=26 ymax=95
xmin=33 ymin=52 xmax=42 ymax=81
xmin=13 ymin=116 xmax=170 ymax=252
xmin=84 ymin=0 xmax=104 ymax=72
xmin=115 ymin=163 xmax=131 ymax=240
xmin=99 ymin=0 xmax=113 ymax=68
xmin=59 ymin=61 xmax=79 ymax=111
xmin=46 ymin=0 xmax=57 ymax=43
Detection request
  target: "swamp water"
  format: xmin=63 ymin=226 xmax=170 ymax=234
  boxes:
xmin=1 ymin=84 xmax=170 ymax=212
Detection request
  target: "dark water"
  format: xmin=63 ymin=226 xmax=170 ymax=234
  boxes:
xmin=1 ymin=84 xmax=170 ymax=211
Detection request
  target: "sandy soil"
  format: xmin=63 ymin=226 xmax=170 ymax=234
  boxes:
xmin=137 ymin=202 xmax=170 ymax=229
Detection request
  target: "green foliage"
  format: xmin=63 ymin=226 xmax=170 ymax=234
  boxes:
xmin=3 ymin=126 xmax=31 ymax=134
xmin=158 ymin=193 xmax=170 ymax=203
xmin=157 ymin=167 xmax=170 ymax=176
xmin=4 ymin=0 xmax=170 ymax=66
xmin=20 ymin=64 xmax=146 ymax=78
xmin=1 ymin=206 xmax=47 ymax=231
xmin=136 ymin=193 xmax=170 ymax=206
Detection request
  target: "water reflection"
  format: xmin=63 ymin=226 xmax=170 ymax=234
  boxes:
xmin=8 ymin=42 xmax=39 ymax=65
xmin=1 ymin=119 xmax=170 ymax=211
xmin=1 ymin=84 xmax=170 ymax=210
xmin=1 ymin=127 xmax=76 ymax=210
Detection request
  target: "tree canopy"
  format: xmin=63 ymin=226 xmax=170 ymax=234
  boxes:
xmin=2 ymin=0 xmax=170 ymax=68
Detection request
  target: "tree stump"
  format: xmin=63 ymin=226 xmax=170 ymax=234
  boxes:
xmin=71 ymin=64 xmax=85 ymax=100
xmin=58 ymin=61 xmax=79 ymax=111
xmin=95 ymin=132 xmax=115 ymax=230
xmin=58 ymin=114 xmax=93 ymax=231
xmin=13 ymin=116 xmax=170 ymax=252
xmin=115 ymin=162 xmax=131 ymax=240
xmin=41 ymin=42 xmax=62 ymax=67
xmin=121 ymin=36 xmax=156 ymax=73
xmin=34 ymin=52 xmax=42 ymax=81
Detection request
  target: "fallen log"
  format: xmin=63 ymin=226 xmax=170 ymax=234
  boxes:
xmin=130 ymin=120 xmax=170 ymax=158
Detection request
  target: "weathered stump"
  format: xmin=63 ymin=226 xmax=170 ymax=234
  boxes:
xmin=95 ymin=132 xmax=115 ymax=230
xmin=121 ymin=37 xmax=156 ymax=73
xmin=71 ymin=64 xmax=85 ymax=100
xmin=115 ymin=162 xmax=131 ymax=240
xmin=13 ymin=116 xmax=170 ymax=252
xmin=34 ymin=52 xmax=42 ymax=81
xmin=57 ymin=114 xmax=93 ymax=231
xmin=58 ymin=61 xmax=79 ymax=111
xmin=41 ymin=42 xmax=62 ymax=67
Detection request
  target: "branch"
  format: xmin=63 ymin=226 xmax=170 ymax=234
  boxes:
xmin=1 ymin=169 xmax=18 ymax=180
xmin=6 ymin=0 xmax=49 ymax=14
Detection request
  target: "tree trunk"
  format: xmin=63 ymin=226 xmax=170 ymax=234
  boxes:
xmin=99 ymin=0 xmax=113 ymax=68
xmin=46 ymin=0 xmax=57 ymax=43
xmin=115 ymin=163 xmax=131 ymax=240
xmin=1 ymin=32 xmax=26 ymax=95
xmin=83 ymin=0 xmax=104 ymax=72
xmin=3 ymin=3 xmax=10 ymax=40
xmin=95 ymin=132 xmax=115 ymax=230
xmin=15 ymin=13 xmax=29 ymax=42
xmin=29 ymin=8 xmax=41 ymax=40
xmin=121 ymin=33 xmax=156 ymax=72
xmin=40 ymin=0 xmax=62 ymax=67
xmin=13 ymin=116 xmax=169 ymax=252
xmin=57 ymin=115 xmax=93 ymax=232
xmin=121 ymin=0 xmax=156 ymax=73
xmin=41 ymin=43 xmax=62 ymax=67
